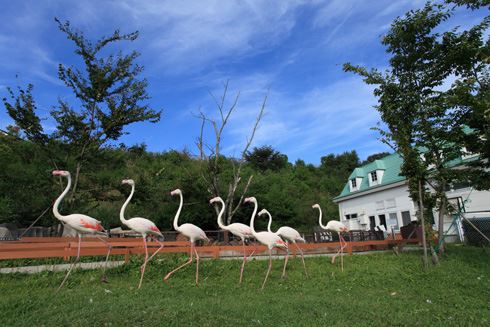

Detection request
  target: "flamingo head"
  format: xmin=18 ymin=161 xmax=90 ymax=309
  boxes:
xmin=243 ymin=197 xmax=256 ymax=204
xmin=209 ymin=196 xmax=222 ymax=204
xmin=275 ymin=239 xmax=288 ymax=249
xmin=170 ymin=189 xmax=182 ymax=196
xmin=52 ymin=170 xmax=70 ymax=177
xmin=312 ymin=204 xmax=320 ymax=209
xmin=258 ymin=209 xmax=268 ymax=216
xmin=121 ymin=179 xmax=135 ymax=185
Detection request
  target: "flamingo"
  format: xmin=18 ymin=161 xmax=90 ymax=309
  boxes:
xmin=313 ymin=203 xmax=349 ymax=272
xmin=120 ymin=179 xmax=164 ymax=289
xmin=211 ymin=196 xmax=255 ymax=284
xmin=259 ymin=209 xmax=308 ymax=278
xmin=51 ymin=170 xmax=112 ymax=291
xmin=243 ymin=197 xmax=288 ymax=290
xmin=164 ymin=189 xmax=209 ymax=286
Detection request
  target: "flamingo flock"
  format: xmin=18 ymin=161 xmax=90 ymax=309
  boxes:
xmin=51 ymin=170 xmax=349 ymax=290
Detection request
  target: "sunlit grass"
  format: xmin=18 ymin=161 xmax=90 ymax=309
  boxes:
xmin=0 ymin=245 xmax=488 ymax=326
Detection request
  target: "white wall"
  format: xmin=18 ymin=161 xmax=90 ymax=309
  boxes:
xmin=337 ymin=183 xmax=416 ymax=232
xmin=337 ymin=183 xmax=490 ymax=238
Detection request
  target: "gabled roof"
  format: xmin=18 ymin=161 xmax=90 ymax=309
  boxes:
xmin=334 ymin=153 xmax=405 ymax=201
xmin=348 ymin=168 xmax=364 ymax=179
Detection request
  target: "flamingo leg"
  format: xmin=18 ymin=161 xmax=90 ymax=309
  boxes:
xmin=245 ymin=240 xmax=257 ymax=261
xmin=331 ymin=234 xmax=343 ymax=265
xmin=282 ymin=242 xmax=289 ymax=279
xmin=164 ymin=242 xmax=194 ymax=282
xmin=339 ymin=234 xmax=347 ymax=272
xmin=57 ymin=234 xmax=81 ymax=291
xmin=145 ymin=235 xmax=164 ymax=263
xmin=138 ymin=236 xmax=149 ymax=289
xmin=95 ymin=236 xmax=112 ymax=283
xmin=194 ymin=244 xmax=199 ymax=286
xmin=239 ymin=240 xmax=247 ymax=284
xmin=261 ymin=248 xmax=273 ymax=290
xmin=294 ymin=242 xmax=308 ymax=278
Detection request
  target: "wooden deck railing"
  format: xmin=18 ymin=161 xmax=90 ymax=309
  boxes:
xmin=0 ymin=237 xmax=421 ymax=262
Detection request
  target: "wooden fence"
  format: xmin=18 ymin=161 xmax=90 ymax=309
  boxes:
xmin=0 ymin=237 xmax=421 ymax=262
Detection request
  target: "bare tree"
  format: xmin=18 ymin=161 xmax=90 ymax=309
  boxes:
xmin=195 ymin=81 xmax=267 ymax=225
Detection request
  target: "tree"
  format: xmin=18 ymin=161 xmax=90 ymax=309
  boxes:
xmin=3 ymin=19 xmax=161 ymax=202
xmin=343 ymin=2 xmax=490 ymax=264
xmin=195 ymin=81 xmax=267 ymax=225
xmin=244 ymin=145 xmax=288 ymax=171
xmin=320 ymin=151 xmax=360 ymax=176
xmin=361 ymin=152 xmax=391 ymax=165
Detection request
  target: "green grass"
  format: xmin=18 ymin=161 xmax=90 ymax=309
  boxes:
xmin=0 ymin=246 xmax=489 ymax=326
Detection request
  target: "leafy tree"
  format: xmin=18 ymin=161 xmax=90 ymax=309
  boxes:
xmin=344 ymin=1 xmax=489 ymax=261
xmin=320 ymin=151 xmax=360 ymax=176
xmin=361 ymin=152 xmax=391 ymax=165
xmin=244 ymin=145 xmax=289 ymax=171
xmin=3 ymin=18 xmax=161 ymax=203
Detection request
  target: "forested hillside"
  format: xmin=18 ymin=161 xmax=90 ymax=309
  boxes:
xmin=0 ymin=133 xmax=374 ymax=232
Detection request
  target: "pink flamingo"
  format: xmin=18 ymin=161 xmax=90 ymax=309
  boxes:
xmin=211 ymin=196 xmax=255 ymax=284
xmin=244 ymin=197 xmax=288 ymax=290
xmin=313 ymin=204 xmax=349 ymax=272
xmin=51 ymin=170 xmax=112 ymax=291
xmin=164 ymin=189 xmax=209 ymax=286
xmin=120 ymin=179 xmax=164 ymax=289
xmin=259 ymin=209 xmax=308 ymax=278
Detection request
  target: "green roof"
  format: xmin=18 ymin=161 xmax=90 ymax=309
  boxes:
xmin=334 ymin=148 xmax=480 ymax=201
xmin=334 ymin=153 xmax=405 ymax=201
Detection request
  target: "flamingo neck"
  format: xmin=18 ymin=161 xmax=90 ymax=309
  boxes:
xmin=317 ymin=206 xmax=327 ymax=229
xmin=53 ymin=175 xmax=71 ymax=222
xmin=266 ymin=212 xmax=273 ymax=233
xmin=216 ymin=198 xmax=227 ymax=230
xmin=249 ymin=200 xmax=259 ymax=236
xmin=173 ymin=192 xmax=183 ymax=231
xmin=120 ymin=184 xmax=134 ymax=224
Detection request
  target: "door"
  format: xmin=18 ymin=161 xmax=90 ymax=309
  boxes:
xmin=378 ymin=214 xmax=387 ymax=229
xmin=369 ymin=216 xmax=376 ymax=230
xmin=401 ymin=211 xmax=411 ymax=226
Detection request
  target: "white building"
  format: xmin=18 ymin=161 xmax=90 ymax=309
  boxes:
xmin=333 ymin=153 xmax=490 ymax=241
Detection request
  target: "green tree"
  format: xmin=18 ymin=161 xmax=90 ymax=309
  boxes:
xmin=3 ymin=18 xmax=161 ymax=204
xmin=361 ymin=152 xmax=391 ymax=165
xmin=244 ymin=145 xmax=289 ymax=171
xmin=344 ymin=1 xmax=489 ymax=261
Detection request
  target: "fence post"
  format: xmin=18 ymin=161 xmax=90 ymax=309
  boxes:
xmin=347 ymin=242 xmax=353 ymax=256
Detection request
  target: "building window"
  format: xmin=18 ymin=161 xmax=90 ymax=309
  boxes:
xmin=351 ymin=178 xmax=357 ymax=188
xmin=345 ymin=213 xmax=358 ymax=220
xmin=389 ymin=212 xmax=399 ymax=230
xmin=370 ymin=171 xmax=378 ymax=182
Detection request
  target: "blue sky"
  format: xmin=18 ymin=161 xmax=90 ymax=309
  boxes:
xmin=0 ymin=1 xmax=485 ymax=164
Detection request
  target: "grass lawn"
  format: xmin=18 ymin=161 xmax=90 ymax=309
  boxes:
xmin=0 ymin=245 xmax=488 ymax=326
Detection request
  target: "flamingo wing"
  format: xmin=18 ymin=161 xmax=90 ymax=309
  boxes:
xmin=65 ymin=214 xmax=104 ymax=232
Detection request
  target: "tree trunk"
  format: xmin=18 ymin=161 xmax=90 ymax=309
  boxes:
xmin=437 ymin=196 xmax=447 ymax=257
xmin=418 ymin=179 xmax=429 ymax=269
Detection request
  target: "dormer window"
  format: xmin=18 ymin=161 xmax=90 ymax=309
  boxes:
xmin=368 ymin=169 xmax=384 ymax=186
xmin=349 ymin=177 xmax=361 ymax=192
